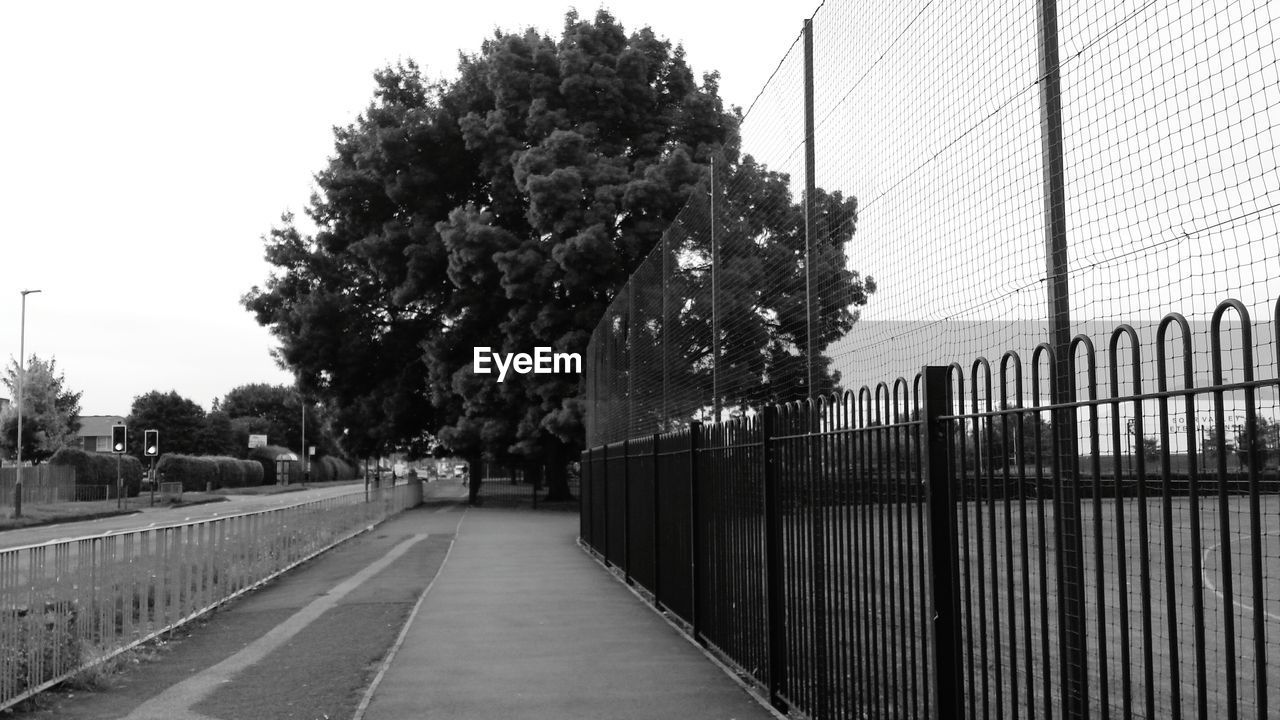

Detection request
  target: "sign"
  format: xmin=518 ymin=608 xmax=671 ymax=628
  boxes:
xmin=308 ymin=446 xmax=316 ymax=456
xmin=248 ymin=434 xmax=268 ymax=448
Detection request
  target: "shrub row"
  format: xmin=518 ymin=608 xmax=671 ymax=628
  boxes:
xmin=310 ymin=456 xmax=356 ymax=483
xmin=154 ymin=454 xmax=264 ymax=491
xmin=48 ymin=448 xmax=143 ymax=497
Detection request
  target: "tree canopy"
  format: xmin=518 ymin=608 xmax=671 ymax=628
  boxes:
xmin=244 ymin=9 xmax=874 ymax=495
xmin=126 ymin=390 xmax=207 ymax=459
xmin=220 ymin=383 xmax=337 ymax=459
xmin=0 ymin=355 xmax=82 ymax=464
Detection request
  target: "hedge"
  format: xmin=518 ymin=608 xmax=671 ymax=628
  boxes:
xmin=154 ymin=454 xmax=264 ymax=491
xmin=155 ymin=454 xmax=217 ymax=492
xmin=310 ymin=456 xmax=356 ymax=483
xmin=242 ymin=460 xmax=264 ymax=485
xmin=48 ymin=448 xmax=143 ymax=497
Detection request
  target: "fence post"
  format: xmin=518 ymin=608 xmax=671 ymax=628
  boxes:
xmin=762 ymin=405 xmax=788 ymax=710
xmin=1036 ymin=0 xmax=1088 ymax=712
xmin=922 ymin=366 xmax=962 ymax=719
xmin=689 ymin=420 xmax=704 ymax=645
xmin=623 ymin=437 xmax=631 ymax=585
xmin=602 ymin=443 xmax=610 ymax=565
xmin=580 ymin=450 xmax=589 ymax=545
xmin=652 ymin=432 xmax=662 ymax=608
xmin=802 ymin=18 xmax=817 ymax=396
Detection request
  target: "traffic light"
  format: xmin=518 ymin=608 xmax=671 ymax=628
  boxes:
xmin=144 ymin=429 xmax=159 ymax=457
xmin=111 ymin=424 xmax=127 ymax=454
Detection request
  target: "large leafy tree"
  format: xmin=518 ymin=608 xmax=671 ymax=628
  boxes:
xmin=0 ymin=355 xmax=82 ymax=464
xmin=245 ymin=10 xmax=874 ymax=499
xmin=126 ymin=390 xmax=207 ymax=459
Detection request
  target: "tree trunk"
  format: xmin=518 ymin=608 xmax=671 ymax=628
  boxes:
xmin=467 ymin=456 xmax=482 ymax=506
xmin=543 ymin=438 xmax=574 ymax=502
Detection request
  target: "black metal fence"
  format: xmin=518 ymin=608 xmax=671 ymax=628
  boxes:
xmin=580 ymin=297 xmax=1280 ymax=720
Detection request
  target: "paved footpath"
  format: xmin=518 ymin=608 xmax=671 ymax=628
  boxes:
xmin=359 ymin=507 xmax=779 ymax=720
xmin=14 ymin=486 xmax=777 ymax=720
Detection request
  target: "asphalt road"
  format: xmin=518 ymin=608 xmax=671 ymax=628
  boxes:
xmin=11 ymin=486 xmax=466 ymax=720
xmin=0 ymin=484 xmax=375 ymax=550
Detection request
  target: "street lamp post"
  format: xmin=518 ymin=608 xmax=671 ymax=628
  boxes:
xmin=14 ymin=289 xmax=42 ymax=518
xmin=300 ymin=394 xmax=307 ymax=486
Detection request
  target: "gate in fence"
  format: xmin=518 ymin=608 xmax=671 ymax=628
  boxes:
xmin=581 ymin=297 xmax=1280 ymax=720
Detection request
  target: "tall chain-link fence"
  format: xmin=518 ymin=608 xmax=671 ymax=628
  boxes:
xmin=585 ymin=0 xmax=1280 ymax=449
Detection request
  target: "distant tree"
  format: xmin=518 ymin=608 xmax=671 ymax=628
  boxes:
xmin=0 ymin=355 xmax=82 ymax=464
xmin=221 ymin=384 xmax=336 ymax=457
xmin=1234 ymin=416 xmax=1279 ymax=470
xmin=969 ymin=403 xmax=1053 ymax=470
xmin=126 ymin=391 xmax=207 ymax=459
xmin=1142 ymin=435 xmax=1162 ymax=463
xmin=198 ymin=410 xmax=240 ymax=457
xmin=229 ymin=415 xmax=271 ymax=457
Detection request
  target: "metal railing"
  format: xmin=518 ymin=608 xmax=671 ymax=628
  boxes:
xmin=0 ymin=480 xmax=422 ymax=710
xmin=581 ymin=297 xmax=1280 ymax=720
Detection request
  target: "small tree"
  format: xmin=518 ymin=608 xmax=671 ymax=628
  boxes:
xmin=1142 ymin=435 xmax=1162 ymax=463
xmin=970 ymin=403 xmax=1053 ymax=470
xmin=0 ymin=355 xmax=82 ymax=463
xmin=1235 ymin=417 xmax=1279 ymax=470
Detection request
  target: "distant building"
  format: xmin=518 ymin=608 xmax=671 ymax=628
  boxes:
xmin=77 ymin=415 xmax=126 ymax=453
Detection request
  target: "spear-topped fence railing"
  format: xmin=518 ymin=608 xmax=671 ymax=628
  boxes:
xmin=581 ymin=296 xmax=1280 ymax=720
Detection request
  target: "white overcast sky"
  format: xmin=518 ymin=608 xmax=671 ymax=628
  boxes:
xmin=0 ymin=0 xmax=813 ymax=415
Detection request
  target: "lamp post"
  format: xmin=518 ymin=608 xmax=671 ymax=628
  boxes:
xmin=299 ymin=393 xmax=307 ymax=485
xmin=14 ymin=289 xmax=42 ymax=518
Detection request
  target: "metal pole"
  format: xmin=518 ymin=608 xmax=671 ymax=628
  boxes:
xmin=761 ymin=405 xmax=787 ymax=710
xmin=688 ymin=421 xmax=704 ymax=645
xmin=300 ymin=394 xmax=306 ymax=485
xmin=662 ymin=227 xmax=669 ymax=429
xmin=801 ymin=23 xmax=830 ymax=714
xmin=1037 ymin=0 xmax=1086 ymax=714
xmin=710 ymin=158 xmax=720 ymax=423
xmin=922 ymin=366 xmax=962 ymax=720
xmin=803 ymin=19 xmax=817 ymax=399
xmin=15 ymin=289 xmax=42 ymax=518
xmin=628 ymin=283 xmax=635 ymax=438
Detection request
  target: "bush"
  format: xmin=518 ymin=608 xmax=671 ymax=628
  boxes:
xmin=48 ymin=448 xmax=143 ymax=497
xmin=155 ymin=454 xmax=218 ymax=492
xmin=242 ymin=459 xmax=264 ymax=485
xmin=311 ymin=456 xmax=356 ymax=483
xmin=207 ymin=456 xmax=244 ymax=488
xmin=151 ymin=455 xmax=265 ymax=491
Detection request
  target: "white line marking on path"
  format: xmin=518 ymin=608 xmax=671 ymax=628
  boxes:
xmin=351 ymin=510 xmax=465 ymax=720
xmin=119 ymin=533 xmax=431 ymax=720
xmin=1201 ymin=530 xmax=1280 ymax=624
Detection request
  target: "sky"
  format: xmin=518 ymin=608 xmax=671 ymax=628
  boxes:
xmin=0 ymin=0 xmax=814 ymax=415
